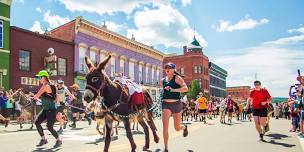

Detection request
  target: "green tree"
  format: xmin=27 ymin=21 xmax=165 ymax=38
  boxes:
xmin=187 ymin=80 xmax=201 ymax=99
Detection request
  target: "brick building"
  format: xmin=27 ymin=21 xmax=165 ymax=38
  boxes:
xmin=163 ymin=37 xmax=209 ymax=94
xmin=10 ymin=26 xmax=74 ymax=92
xmin=226 ymin=86 xmax=251 ymax=102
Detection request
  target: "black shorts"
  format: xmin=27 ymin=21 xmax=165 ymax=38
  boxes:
xmin=71 ymin=104 xmax=85 ymax=114
xmin=253 ymin=108 xmax=267 ymax=117
xmin=162 ymin=101 xmax=182 ymax=114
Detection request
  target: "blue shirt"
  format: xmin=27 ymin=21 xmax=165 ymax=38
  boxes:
xmin=0 ymin=96 xmax=8 ymax=108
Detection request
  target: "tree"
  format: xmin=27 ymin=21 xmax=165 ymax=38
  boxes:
xmin=187 ymin=79 xmax=201 ymax=99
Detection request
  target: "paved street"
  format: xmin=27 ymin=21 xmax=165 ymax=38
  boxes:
xmin=0 ymin=117 xmax=303 ymax=152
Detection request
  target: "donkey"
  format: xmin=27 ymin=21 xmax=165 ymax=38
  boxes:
xmin=83 ymin=55 xmax=159 ymax=152
xmin=11 ymin=90 xmax=36 ymax=129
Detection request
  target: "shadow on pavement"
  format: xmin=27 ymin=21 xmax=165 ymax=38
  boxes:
xmin=32 ymin=147 xmax=61 ymax=152
xmin=265 ymin=133 xmax=290 ymax=140
xmin=85 ymin=136 xmax=118 ymax=145
xmin=265 ymin=139 xmax=296 ymax=148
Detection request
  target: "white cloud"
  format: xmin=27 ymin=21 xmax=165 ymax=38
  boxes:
xmin=263 ymin=35 xmax=304 ymax=46
xmin=215 ymin=15 xmax=269 ymax=32
xmin=58 ymin=0 xmax=170 ymax=15
xmin=43 ymin=10 xmax=71 ymax=29
xmin=288 ymin=25 xmax=304 ymax=34
xmin=36 ymin=7 xmax=42 ymax=13
xmin=181 ymin=0 xmax=191 ymax=6
xmin=105 ymin=21 xmax=128 ymax=33
xmin=127 ymin=5 xmax=207 ymax=48
xmin=29 ymin=21 xmax=44 ymax=34
xmin=212 ymin=32 xmax=304 ymax=97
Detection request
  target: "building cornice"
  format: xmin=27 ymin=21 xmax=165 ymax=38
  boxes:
xmin=0 ymin=16 xmax=9 ymax=21
xmin=0 ymin=0 xmax=12 ymax=6
xmin=77 ymin=19 xmax=164 ymax=61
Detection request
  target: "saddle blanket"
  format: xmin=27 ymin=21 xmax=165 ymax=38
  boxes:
xmin=114 ymin=76 xmax=143 ymax=95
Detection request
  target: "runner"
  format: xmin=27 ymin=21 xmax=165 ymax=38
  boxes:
xmin=196 ymin=92 xmax=208 ymax=123
xmin=161 ymin=62 xmax=188 ymax=152
xmin=56 ymin=80 xmax=75 ymax=133
xmin=69 ymin=84 xmax=86 ymax=128
xmin=33 ymin=70 xmax=62 ymax=147
xmin=226 ymin=95 xmax=235 ymax=124
xmin=247 ymin=80 xmax=272 ymax=141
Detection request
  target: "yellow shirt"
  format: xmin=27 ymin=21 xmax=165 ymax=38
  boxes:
xmin=197 ymin=97 xmax=207 ymax=110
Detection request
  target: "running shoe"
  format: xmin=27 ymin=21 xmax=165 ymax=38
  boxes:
xmin=183 ymin=125 xmax=188 ymax=137
xmin=36 ymin=139 xmax=48 ymax=147
xmin=4 ymin=119 xmax=9 ymax=128
xmin=53 ymin=140 xmax=62 ymax=148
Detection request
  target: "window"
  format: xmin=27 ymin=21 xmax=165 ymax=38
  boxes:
xmin=129 ymin=62 xmax=135 ymax=80
xmin=180 ymin=67 xmax=184 ymax=75
xmin=120 ymin=59 xmax=125 ymax=75
xmin=110 ymin=57 xmax=116 ymax=77
xmin=19 ymin=50 xmax=30 ymax=71
xmin=90 ymin=50 xmax=96 ymax=65
xmin=139 ymin=64 xmax=143 ymax=83
xmin=194 ymin=66 xmax=198 ymax=74
xmin=198 ymin=66 xmax=201 ymax=74
xmin=200 ymin=66 xmax=203 ymax=74
xmin=58 ymin=58 xmax=67 ymax=76
xmin=146 ymin=66 xmax=149 ymax=83
xmin=151 ymin=67 xmax=155 ymax=84
xmin=199 ymin=78 xmax=202 ymax=88
xmin=100 ymin=52 xmax=106 ymax=63
xmin=0 ymin=20 xmax=3 ymax=48
xmin=79 ymin=47 xmax=86 ymax=72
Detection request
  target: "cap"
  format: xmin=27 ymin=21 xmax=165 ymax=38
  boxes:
xmin=35 ymin=70 xmax=49 ymax=78
xmin=57 ymin=80 xmax=64 ymax=84
xmin=164 ymin=62 xmax=176 ymax=69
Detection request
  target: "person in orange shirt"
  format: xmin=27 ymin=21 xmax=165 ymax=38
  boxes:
xmin=196 ymin=92 xmax=208 ymax=124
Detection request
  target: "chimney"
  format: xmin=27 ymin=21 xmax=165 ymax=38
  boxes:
xmin=131 ymin=34 xmax=135 ymax=41
xmin=102 ymin=21 xmax=107 ymax=29
xmin=183 ymin=46 xmax=188 ymax=55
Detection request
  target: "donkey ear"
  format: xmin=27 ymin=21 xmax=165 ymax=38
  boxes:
xmin=85 ymin=56 xmax=95 ymax=70
xmin=97 ymin=54 xmax=111 ymax=71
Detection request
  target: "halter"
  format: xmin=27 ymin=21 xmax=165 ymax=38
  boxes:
xmin=85 ymin=74 xmax=107 ymax=97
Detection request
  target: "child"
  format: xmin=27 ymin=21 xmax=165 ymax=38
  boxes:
xmin=289 ymin=99 xmax=300 ymax=132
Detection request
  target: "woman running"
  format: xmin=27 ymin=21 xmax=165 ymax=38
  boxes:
xmin=33 ymin=70 xmax=62 ymax=147
xmin=160 ymin=62 xmax=189 ymax=152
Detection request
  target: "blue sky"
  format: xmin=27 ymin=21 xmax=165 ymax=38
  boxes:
xmin=11 ymin=0 xmax=304 ymax=97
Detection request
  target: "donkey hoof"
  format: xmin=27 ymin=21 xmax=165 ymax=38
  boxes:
xmin=154 ymin=136 xmax=160 ymax=143
xmin=143 ymin=145 xmax=149 ymax=151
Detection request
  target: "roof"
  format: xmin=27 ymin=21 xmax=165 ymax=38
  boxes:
xmin=272 ymin=97 xmax=288 ymax=103
xmin=11 ymin=26 xmax=74 ymax=45
xmin=188 ymin=37 xmax=203 ymax=49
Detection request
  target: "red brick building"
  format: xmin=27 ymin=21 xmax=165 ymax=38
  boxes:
xmin=10 ymin=26 xmax=74 ymax=92
xmin=226 ymin=86 xmax=251 ymax=102
xmin=163 ymin=37 xmax=209 ymax=94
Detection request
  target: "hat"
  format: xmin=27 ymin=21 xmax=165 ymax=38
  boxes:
xmin=70 ymin=84 xmax=80 ymax=90
xmin=164 ymin=62 xmax=176 ymax=69
xmin=35 ymin=70 xmax=49 ymax=78
xmin=57 ymin=80 xmax=64 ymax=84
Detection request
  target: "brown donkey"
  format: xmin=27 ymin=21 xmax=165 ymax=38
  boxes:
xmin=83 ymin=55 xmax=159 ymax=152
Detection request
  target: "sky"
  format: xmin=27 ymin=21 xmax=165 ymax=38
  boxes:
xmin=10 ymin=0 xmax=304 ymax=97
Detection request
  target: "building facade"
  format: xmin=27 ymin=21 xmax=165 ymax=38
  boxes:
xmin=209 ymin=62 xmax=227 ymax=98
xmin=0 ymin=0 xmax=12 ymax=90
xmin=10 ymin=26 xmax=74 ymax=92
xmin=163 ymin=37 xmax=210 ymax=95
xmin=226 ymin=86 xmax=251 ymax=102
xmin=49 ymin=17 xmax=165 ymax=101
